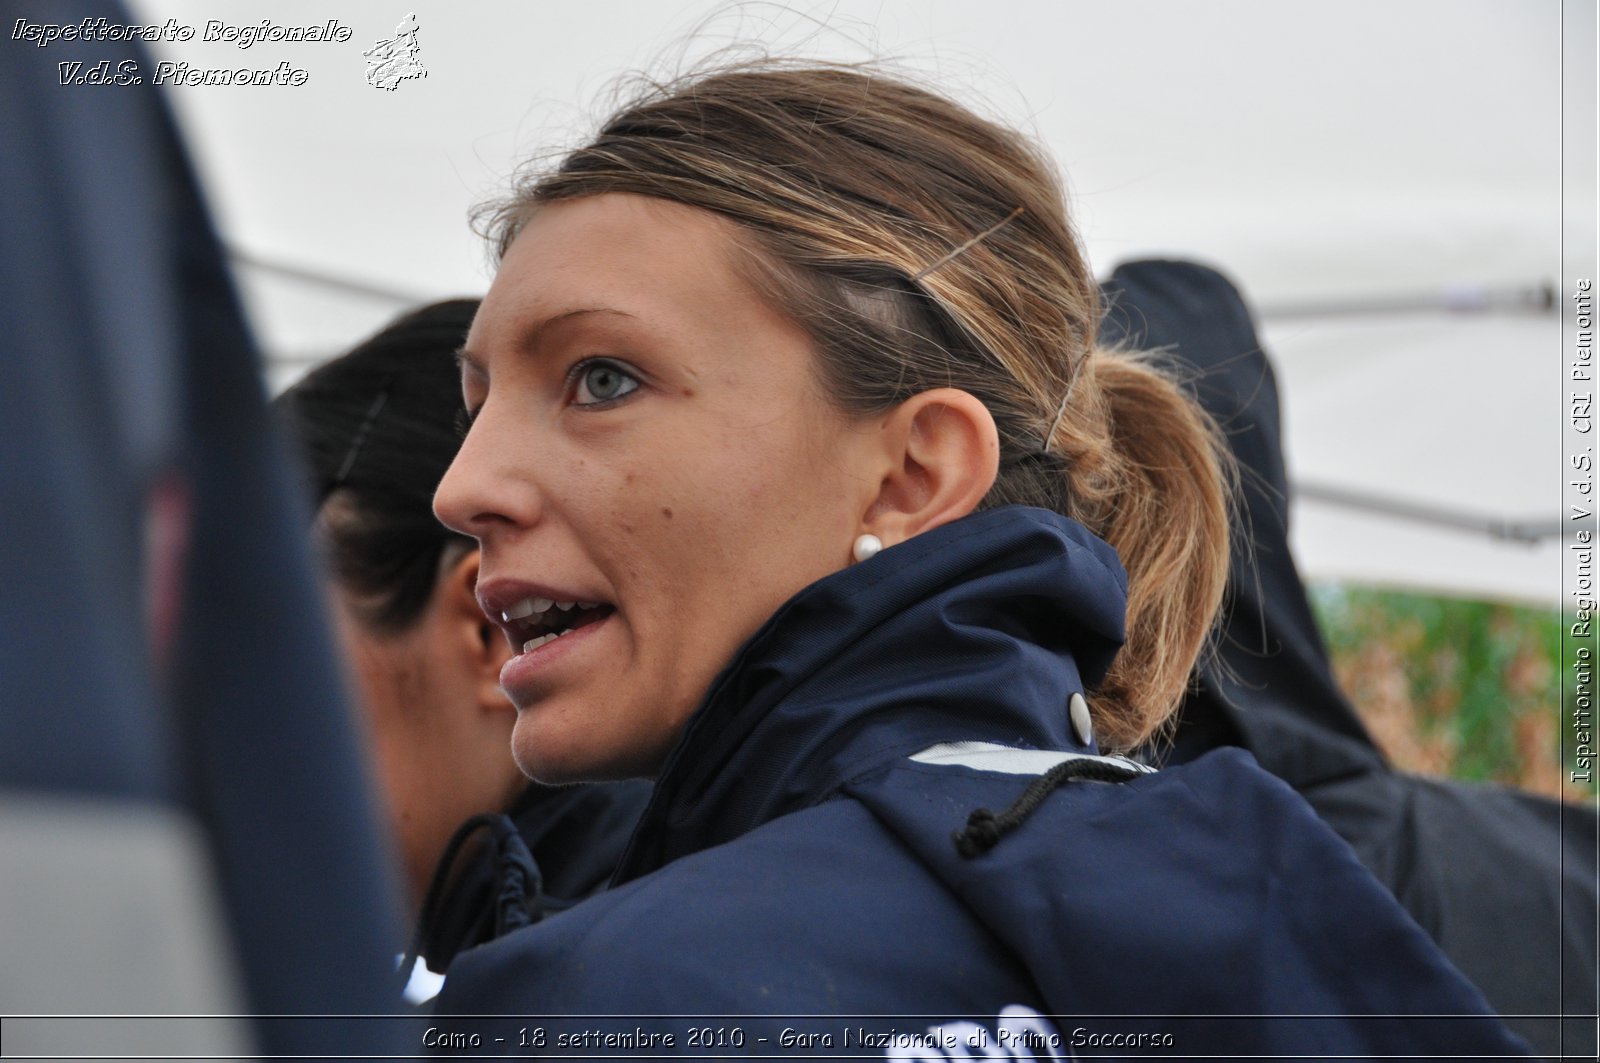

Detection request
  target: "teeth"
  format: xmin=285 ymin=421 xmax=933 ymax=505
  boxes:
xmin=503 ymin=597 xmax=537 ymax=621
xmin=505 ymin=596 xmax=598 ymax=627
xmin=521 ymin=633 xmax=556 ymax=653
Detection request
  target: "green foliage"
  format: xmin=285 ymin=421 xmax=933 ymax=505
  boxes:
xmin=1309 ymin=584 xmax=1586 ymax=799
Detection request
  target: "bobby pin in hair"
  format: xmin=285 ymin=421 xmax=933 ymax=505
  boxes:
xmin=334 ymin=377 xmax=394 ymax=488
xmin=910 ymin=206 xmax=1025 ymax=283
xmin=1039 ymin=368 xmax=1078 ymax=456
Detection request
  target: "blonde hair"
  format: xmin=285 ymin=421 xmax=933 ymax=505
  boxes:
xmin=479 ymin=63 xmax=1231 ymax=750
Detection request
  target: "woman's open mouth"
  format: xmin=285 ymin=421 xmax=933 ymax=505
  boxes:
xmin=499 ymin=596 xmax=616 ymax=654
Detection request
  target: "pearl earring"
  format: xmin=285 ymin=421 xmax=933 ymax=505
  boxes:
xmin=852 ymin=534 xmax=883 ymax=563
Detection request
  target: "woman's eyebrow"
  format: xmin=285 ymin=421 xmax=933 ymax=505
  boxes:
xmin=512 ymin=307 xmax=642 ymax=354
xmin=455 ymin=308 xmax=639 ymax=375
xmin=526 ymin=307 xmax=638 ymax=343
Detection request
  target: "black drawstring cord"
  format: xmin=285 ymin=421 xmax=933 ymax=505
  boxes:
xmin=399 ymin=813 xmax=537 ymax=988
xmin=953 ymin=757 xmax=1147 ymax=859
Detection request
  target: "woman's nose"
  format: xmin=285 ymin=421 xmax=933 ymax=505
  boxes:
xmin=433 ymin=408 xmax=539 ymax=539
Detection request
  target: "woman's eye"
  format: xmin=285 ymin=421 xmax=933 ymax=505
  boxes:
xmin=572 ymin=360 xmax=640 ymax=406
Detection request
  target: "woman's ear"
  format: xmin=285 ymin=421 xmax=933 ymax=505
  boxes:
xmin=440 ymin=547 xmax=515 ymax=714
xmin=862 ymin=388 xmax=999 ymax=546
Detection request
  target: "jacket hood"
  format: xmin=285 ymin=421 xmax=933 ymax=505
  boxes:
xmin=612 ymin=506 xmax=1128 ymax=883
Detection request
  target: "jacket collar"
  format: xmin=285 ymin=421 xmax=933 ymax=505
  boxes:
xmin=611 ymin=506 xmax=1129 ymax=883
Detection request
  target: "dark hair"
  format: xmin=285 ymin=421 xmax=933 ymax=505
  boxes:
xmin=275 ymin=299 xmax=479 ymax=632
xmin=478 ymin=64 xmax=1231 ymax=750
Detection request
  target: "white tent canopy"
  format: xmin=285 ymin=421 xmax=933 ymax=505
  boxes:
xmin=133 ymin=0 xmax=1592 ymax=605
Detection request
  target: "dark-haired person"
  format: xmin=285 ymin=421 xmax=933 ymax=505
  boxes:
xmin=275 ymin=300 xmax=650 ymax=982
xmin=425 ymin=66 xmax=1529 ymax=1056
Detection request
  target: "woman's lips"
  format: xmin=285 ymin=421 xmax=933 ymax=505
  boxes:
xmin=498 ymin=608 xmax=615 ymax=702
xmin=477 ymin=578 xmax=613 ymax=655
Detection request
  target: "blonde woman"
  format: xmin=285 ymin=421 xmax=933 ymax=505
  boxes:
xmin=428 ymin=65 xmax=1527 ymax=1057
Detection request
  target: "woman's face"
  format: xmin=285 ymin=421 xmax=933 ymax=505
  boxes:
xmin=325 ymin=549 xmax=524 ymax=910
xmin=435 ymin=193 xmax=882 ymax=783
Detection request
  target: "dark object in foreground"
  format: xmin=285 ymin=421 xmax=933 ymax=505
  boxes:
xmin=0 ymin=2 xmax=415 ymax=1054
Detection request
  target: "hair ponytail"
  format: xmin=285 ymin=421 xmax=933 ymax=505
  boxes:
xmin=1048 ymin=346 xmax=1233 ymax=749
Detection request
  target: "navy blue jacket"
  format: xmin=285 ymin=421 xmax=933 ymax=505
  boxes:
xmin=431 ymin=507 xmax=1528 ymax=1059
xmin=414 ymin=780 xmax=653 ymax=974
xmin=1105 ymin=259 xmax=1593 ymax=1059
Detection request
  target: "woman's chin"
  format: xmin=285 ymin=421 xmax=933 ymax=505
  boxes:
xmin=510 ymin=728 xmax=590 ymax=785
xmin=510 ymin=712 xmax=659 ymax=786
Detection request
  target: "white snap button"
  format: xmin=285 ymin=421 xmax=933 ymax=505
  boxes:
xmin=1069 ymin=692 xmax=1093 ymax=746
